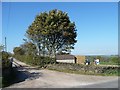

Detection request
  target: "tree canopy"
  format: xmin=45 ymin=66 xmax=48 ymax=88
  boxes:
xmin=20 ymin=41 xmax=37 ymax=56
xmin=26 ymin=9 xmax=77 ymax=57
xmin=13 ymin=47 xmax=25 ymax=55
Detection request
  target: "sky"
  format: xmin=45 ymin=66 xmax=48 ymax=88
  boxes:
xmin=2 ymin=2 xmax=118 ymax=55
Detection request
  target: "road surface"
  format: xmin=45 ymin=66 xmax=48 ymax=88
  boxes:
xmin=6 ymin=59 xmax=118 ymax=88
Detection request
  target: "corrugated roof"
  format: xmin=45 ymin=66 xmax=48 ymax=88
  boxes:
xmin=56 ymin=55 xmax=75 ymax=60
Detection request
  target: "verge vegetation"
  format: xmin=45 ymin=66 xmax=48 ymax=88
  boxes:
xmin=46 ymin=63 xmax=119 ymax=76
xmin=1 ymin=51 xmax=17 ymax=87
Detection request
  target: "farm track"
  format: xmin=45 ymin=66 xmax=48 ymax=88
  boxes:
xmin=6 ymin=59 xmax=118 ymax=88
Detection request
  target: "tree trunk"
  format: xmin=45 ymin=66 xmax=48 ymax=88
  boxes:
xmin=53 ymin=47 xmax=56 ymax=63
xmin=38 ymin=43 xmax=41 ymax=56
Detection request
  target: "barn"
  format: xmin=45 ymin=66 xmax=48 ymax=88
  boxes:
xmin=56 ymin=55 xmax=76 ymax=63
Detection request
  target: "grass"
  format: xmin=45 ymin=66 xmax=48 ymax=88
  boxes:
xmin=47 ymin=68 xmax=104 ymax=76
xmin=86 ymin=55 xmax=119 ymax=65
xmin=48 ymin=68 xmax=119 ymax=76
xmin=100 ymin=62 xmax=119 ymax=65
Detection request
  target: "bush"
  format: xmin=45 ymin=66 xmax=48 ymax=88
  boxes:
xmin=1 ymin=51 xmax=16 ymax=87
xmin=43 ymin=57 xmax=55 ymax=64
xmin=14 ymin=54 xmax=55 ymax=68
xmin=110 ymin=57 xmax=119 ymax=64
xmin=2 ymin=51 xmax=11 ymax=69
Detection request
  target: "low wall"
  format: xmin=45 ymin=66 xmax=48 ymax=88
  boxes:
xmin=46 ymin=63 xmax=119 ymax=75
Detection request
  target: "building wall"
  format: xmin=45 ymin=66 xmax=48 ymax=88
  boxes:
xmin=56 ymin=59 xmax=75 ymax=63
xmin=75 ymin=56 xmax=85 ymax=64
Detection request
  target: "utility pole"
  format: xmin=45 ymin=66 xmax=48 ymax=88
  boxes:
xmin=5 ymin=37 xmax=7 ymax=52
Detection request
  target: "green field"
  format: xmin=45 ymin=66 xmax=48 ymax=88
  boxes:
xmin=86 ymin=55 xmax=119 ymax=65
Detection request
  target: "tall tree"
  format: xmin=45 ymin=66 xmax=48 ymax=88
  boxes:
xmin=26 ymin=9 xmax=77 ymax=58
xmin=20 ymin=41 xmax=37 ymax=56
xmin=13 ymin=47 xmax=25 ymax=55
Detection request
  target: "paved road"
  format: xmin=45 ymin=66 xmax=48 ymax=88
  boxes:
xmin=75 ymin=79 xmax=118 ymax=88
xmin=7 ymin=59 xmax=118 ymax=88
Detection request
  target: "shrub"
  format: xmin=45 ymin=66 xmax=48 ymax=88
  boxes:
xmin=14 ymin=54 xmax=55 ymax=67
xmin=2 ymin=51 xmax=11 ymax=69
xmin=1 ymin=51 xmax=16 ymax=88
xmin=43 ymin=57 xmax=55 ymax=64
xmin=110 ymin=57 xmax=119 ymax=64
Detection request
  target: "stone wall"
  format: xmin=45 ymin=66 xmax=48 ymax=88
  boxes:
xmin=46 ymin=63 xmax=119 ymax=75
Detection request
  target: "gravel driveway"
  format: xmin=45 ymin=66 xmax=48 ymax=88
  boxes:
xmin=7 ymin=59 xmax=118 ymax=88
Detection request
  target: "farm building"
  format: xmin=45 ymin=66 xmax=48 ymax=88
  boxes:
xmin=56 ymin=55 xmax=76 ymax=63
xmin=75 ymin=55 xmax=85 ymax=64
